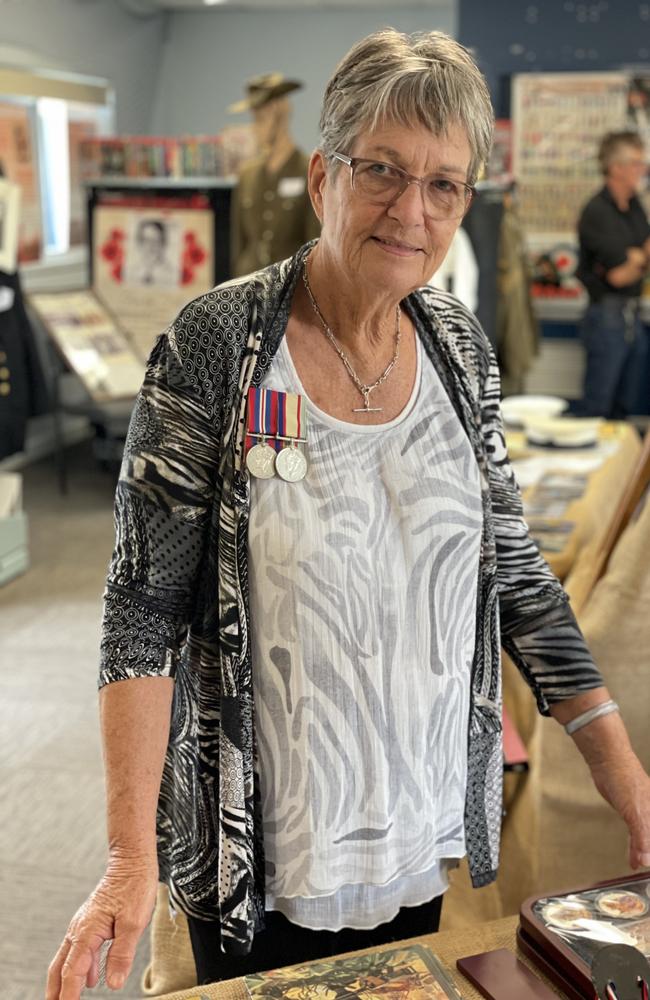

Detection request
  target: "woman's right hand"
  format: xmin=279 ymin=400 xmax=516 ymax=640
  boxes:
xmin=46 ymin=853 xmax=159 ymax=999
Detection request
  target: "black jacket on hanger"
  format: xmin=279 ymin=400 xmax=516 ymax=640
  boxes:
xmin=461 ymin=188 xmax=504 ymax=352
xmin=0 ymin=269 xmax=50 ymax=460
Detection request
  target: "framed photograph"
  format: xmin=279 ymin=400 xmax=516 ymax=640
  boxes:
xmin=89 ymin=187 xmax=226 ymax=360
xmin=29 ymin=289 xmax=144 ymax=402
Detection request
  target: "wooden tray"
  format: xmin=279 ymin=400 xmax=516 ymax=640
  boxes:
xmin=519 ymin=871 xmax=650 ymax=999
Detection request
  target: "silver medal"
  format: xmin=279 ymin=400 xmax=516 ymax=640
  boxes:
xmin=246 ymin=442 xmax=277 ymax=479
xmin=275 ymin=445 xmax=307 ymax=483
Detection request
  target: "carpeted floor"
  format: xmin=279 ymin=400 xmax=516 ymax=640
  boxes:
xmin=0 ymin=443 xmax=151 ymax=1000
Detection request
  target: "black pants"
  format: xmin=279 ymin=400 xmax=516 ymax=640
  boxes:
xmin=188 ymin=896 xmax=443 ymax=985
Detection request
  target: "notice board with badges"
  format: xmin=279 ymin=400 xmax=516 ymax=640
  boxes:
xmin=512 ymin=71 xmax=650 ymax=301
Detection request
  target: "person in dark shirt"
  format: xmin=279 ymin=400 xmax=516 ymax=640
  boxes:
xmin=576 ymin=131 xmax=650 ymax=417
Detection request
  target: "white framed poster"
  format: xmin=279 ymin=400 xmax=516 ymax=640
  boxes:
xmin=92 ymin=190 xmax=215 ymax=360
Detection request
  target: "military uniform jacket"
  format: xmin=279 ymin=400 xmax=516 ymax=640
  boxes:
xmin=100 ymin=243 xmax=602 ymax=954
xmin=232 ymin=147 xmax=320 ymax=276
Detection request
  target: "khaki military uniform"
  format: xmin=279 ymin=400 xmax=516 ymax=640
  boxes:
xmin=232 ymin=147 xmax=320 ymax=277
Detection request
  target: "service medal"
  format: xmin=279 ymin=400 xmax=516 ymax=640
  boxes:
xmin=246 ymin=442 xmax=277 ymax=479
xmin=245 ymin=385 xmax=307 ymax=481
xmin=275 ymin=445 xmax=307 ymax=482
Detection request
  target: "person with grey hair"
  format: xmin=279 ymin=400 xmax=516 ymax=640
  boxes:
xmin=576 ymin=130 xmax=650 ymax=416
xmin=48 ymin=29 xmax=650 ymax=997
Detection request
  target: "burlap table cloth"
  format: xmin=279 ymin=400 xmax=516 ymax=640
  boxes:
xmin=141 ymin=424 xmax=645 ymax=994
xmin=152 ymin=914 xmax=566 ymax=1000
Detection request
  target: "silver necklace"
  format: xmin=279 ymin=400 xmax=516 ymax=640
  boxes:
xmin=302 ymin=261 xmax=401 ymax=413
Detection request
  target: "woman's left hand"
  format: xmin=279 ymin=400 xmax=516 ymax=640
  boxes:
xmin=588 ymin=752 xmax=650 ymax=870
xmin=551 ymin=687 xmax=650 ymax=869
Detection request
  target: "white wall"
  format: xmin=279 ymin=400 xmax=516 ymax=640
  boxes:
xmin=150 ymin=4 xmax=456 ymax=151
xmin=0 ymin=0 xmax=167 ymax=133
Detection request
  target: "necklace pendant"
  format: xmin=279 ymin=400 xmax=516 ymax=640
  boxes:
xmin=353 ymin=391 xmax=382 ymax=413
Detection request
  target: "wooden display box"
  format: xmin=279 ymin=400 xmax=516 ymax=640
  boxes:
xmin=519 ymin=872 xmax=650 ymax=999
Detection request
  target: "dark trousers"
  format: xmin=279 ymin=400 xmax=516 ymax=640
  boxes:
xmin=579 ymin=299 xmax=648 ymax=418
xmin=188 ymin=896 xmax=443 ymax=985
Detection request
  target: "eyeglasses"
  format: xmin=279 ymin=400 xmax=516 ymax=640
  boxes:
xmin=332 ymin=152 xmax=475 ymax=221
xmin=618 ymin=157 xmax=648 ymax=170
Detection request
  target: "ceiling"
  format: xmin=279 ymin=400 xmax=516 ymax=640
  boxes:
xmin=123 ymin=0 xmax=449 ymax=10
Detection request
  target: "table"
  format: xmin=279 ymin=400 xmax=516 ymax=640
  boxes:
xmin=508 ymin=421 xmax=642 ymax=580
xmin=154 ymin=915 xmax=567 ymax=1000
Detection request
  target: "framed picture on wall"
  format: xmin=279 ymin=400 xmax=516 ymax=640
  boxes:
xmin=88 ymin=181 xmax=232 ymax=360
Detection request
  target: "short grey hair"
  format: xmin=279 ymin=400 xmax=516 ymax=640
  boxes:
xmin=598 ymin=130 xmax=644 ymax=174
xmin=319 ymin=28 xmax=494 ymax=185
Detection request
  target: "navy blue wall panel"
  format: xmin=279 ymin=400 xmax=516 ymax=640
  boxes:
xmin=458 ymin=0 xmax=650 ymax=115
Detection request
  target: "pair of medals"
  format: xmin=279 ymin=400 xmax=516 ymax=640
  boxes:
xmin=245 ymin=386 xmax=308 ymax=483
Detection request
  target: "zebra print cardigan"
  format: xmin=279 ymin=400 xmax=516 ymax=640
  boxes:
xmin=99 ymin=242 xmax=603 ymax=953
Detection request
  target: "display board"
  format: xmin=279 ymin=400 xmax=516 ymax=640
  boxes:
xmin=0 ymin=101 xmax=42 ymax=263
xmin=29 ymin=290 xmax=144 ymax=402
xmin=90 ymin=187 xmax=223 ymax=361
xmin=512 ymin=71 xmax=650 ymax=299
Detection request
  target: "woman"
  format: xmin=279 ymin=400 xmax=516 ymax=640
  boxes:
xmin=47 ymin=28 xmax=650 ymax=998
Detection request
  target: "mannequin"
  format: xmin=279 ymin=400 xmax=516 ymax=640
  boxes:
xmin=229 ymin=73 xmax=320 ymax=277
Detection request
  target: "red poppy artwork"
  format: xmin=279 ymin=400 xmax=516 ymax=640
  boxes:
xmin=181 ymin=230 xmax=207 ymax=285
xmin=100 ymin=227 xmax=126 ymax=282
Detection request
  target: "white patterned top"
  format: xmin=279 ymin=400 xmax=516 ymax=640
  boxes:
xmin=248 ymin=332 xmax=483 ymax=931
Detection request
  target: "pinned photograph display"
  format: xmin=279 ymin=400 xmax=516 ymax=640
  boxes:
xmin=0 ymin=102 xmax=42 ymax=262
xmin=91 ymin=190 xmax=216 ymax=360
xmin=29 ymin=290 xmax=144 ymax=402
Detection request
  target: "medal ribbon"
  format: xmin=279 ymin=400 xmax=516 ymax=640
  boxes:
xmin=246 ymin=387 xmax=304 ymax=454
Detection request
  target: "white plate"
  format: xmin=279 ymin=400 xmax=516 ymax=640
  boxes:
xmin=501 ymin=395 xmax=568 ymax=428
xmin=524 ymin=417 xmax=601 ymax=448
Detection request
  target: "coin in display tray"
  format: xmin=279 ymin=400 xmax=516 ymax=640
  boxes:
xmin=595 ymin=890 xmax=648 ymax=919
xmin=541 ymin=900 xmax=593 ymax=929
xmin=275 ymin=446 xmax=307 ymax=482
xmin=630 ymin=917 xmax=650 ymax=955
xmin=246 ymin=442 xmax=277 ymax=479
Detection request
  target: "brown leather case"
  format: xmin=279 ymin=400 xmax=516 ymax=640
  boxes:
xmin=456 ymin=948 xmax=561 ymax=1000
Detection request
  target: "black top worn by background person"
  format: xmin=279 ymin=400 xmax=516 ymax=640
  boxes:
xmin=577 ymin=186 xmax=650 ymax=302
